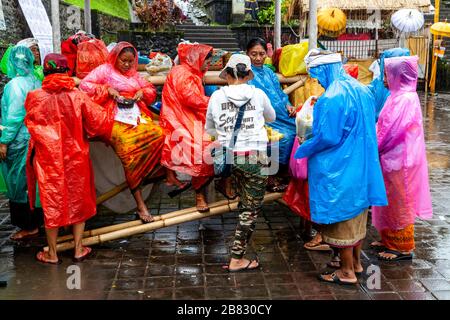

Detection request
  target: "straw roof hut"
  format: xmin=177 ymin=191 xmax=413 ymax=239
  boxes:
xmin=300 ymin=0 xmax=432 ymax=12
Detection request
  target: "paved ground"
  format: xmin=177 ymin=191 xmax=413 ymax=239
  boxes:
xmin=0 ymin=93 xmax=449 ymax=300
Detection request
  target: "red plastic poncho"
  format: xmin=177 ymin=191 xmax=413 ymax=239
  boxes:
xmin=79 ymin=42 xmax=157 ymax=139
xmin=160 ymin=43 xmax=214 ymax=179
xmin=25 ymin=74 xmax=113 ymax=228
xmin=61 ymin=32 xmax=93 ymax=76
xmin=76 ymin=39 xmax=109 ymax=79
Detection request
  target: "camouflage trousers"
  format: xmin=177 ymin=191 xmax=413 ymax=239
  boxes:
xmin=231 ymin=152 xmax=268 ymax=259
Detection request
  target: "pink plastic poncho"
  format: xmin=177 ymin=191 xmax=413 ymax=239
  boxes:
xmin=372 ymin=56 xmax=433 ymax=232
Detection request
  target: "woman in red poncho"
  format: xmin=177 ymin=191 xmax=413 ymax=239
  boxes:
xmin=161 ymin=43 xmax=214 ymax=212
xmin=25 ymin=54 xmax=113 ymax=264
xmin=80 ymin=42 xmax=185 ymax=222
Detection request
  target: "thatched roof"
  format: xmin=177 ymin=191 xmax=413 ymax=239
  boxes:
xmin=301 ymin=0 xmax=432 ymax=12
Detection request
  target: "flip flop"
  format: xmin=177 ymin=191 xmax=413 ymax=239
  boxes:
xmin=326 ymin=261 xmax=363 ymax=275
xmin=370 ymin=241 xmax=386 ymax=250
xmin=378 ymin=249 xmax=413 ymax=261
xmin=168 ymin=182 xmax=192 ymax=198
xmin=10 ymin=230 xmax=39 ymax=241
xmin=318 ymin=272 xmax=358 ymax=285
xmin=73 ymin=247 xmax=93 ymax=263
xmin=304 ymin=240 xmax=331 ymax=251
xmin=36 ymin=251 xmax=61 ymax=265
xmin=225 ymin=260 xmax=260 ymax=273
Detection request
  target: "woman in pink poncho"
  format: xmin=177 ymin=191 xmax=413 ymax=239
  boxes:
xmin=372 ymin=56 xmax=433 ymax=261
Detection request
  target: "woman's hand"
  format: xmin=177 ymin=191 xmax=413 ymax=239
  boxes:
xmin=287 ymin=105 xmax=297 ymax=117
xmin=0 ymin=144 xmax=8 ymax=161
xmin=133 ymin=90 xmax=144 ymax=101
xmin=108 ymin=87 xmax=120 ymax=99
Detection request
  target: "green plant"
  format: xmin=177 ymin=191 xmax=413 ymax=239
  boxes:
xmin=257 ymin=0 xmax=290 ymax=25
xmin=135 ymin=0 xmax=170 ymax=32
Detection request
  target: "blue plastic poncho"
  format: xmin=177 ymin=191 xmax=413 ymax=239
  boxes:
xmin=368 ymin=48 xmax=410 ymax=119
xmin=249 ymin=65 xmax=296 ymax=165
xmin=295 ymin=62 xmax=387 ymax=224
xmin=0 ymin=46 xmax=41 ymax=203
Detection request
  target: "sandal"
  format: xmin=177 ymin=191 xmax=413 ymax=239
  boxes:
xmin=73 ymin=246 xmax=93 ymax=263
xmin=378 ymin=249 xmax=413 ymax=261
xmin=167 ymin=182 xmax=192 ymax=198
xmin=304 ymin=239 xmax=331 ymax=251
xmin=224 ymin=259 xmax=260 ymax=273
xmin=370 ymin=241 xmax=386 ymax=250
xmin=36 ymin=251 xmax=61 ymax=265
xmin=326 ymin=261 xmax=363 ymax=275
xmin=10 ymin=229 xmax=39 ymax=241
xmin=318 ymin=271 xmax=358 ymax=285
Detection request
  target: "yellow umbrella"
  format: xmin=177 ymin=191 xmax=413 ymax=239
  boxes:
xmin=430 ymin=21 xmax=450 ymax=37
xmin=317 ymin=8 xmax=347 ymax=38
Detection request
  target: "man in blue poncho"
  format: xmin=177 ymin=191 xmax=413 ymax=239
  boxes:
xmin=0 ymin=45 xmax=43 ymax=240
xmin=295 ymin=49 xmax=387 ymax=285
xmin=367 ymin=47 xmax=410 ymax=119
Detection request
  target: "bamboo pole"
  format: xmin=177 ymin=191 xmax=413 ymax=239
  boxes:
xmin=96 ymin=182 xmax=128 ymax=205
xmin=143 ymin=72 xmax=306 ymax=86
xmin=50 ymin=193 xmax=282 ymax=252
xmin=283 ymin=77 xmax=307 ymax=95
xmin=57 ymin=198 xmax=235 ymax=243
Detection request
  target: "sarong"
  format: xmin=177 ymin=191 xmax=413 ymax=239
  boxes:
xmin=380 ymin=224 xmax=415 ymax=252
xmin=322 ymin=209 xmax=369 ymax=248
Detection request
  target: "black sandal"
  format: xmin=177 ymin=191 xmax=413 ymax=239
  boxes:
xmin=378 ymin=249 xmax=413 ymax=261
xmin=318 ymin=271 xmax=358 ymax=285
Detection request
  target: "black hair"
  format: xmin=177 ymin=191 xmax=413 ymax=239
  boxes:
xmin=205 ymin=50 xmax=213 ymax=60
xmin=120 ymin=47 xmax=136 ymax=56
xmin=246 ymin=38 xmax=268 ymax=52
xmin=225 ymin=63 xmax=250 ymax=79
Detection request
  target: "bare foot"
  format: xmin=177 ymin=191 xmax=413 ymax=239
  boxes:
xmin=10 ymin=228 xmax=39 ymax=240
xmin=196 ymin=192 xmax=209 ymax=213
xmin=136 ymin=206 xmax=154 ymax=223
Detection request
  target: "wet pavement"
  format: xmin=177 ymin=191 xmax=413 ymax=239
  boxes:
xmin=0 ymin=93 xmax=449 ymax=300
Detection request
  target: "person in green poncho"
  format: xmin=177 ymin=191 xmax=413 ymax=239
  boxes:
xmin=1 ymin=38 xmax=44 ymax=81
xmin=0 ymin=45 xmax=43 ymax=240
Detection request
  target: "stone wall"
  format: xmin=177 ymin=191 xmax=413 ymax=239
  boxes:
xmin=204 ymin=0 xmax=272 ymax=25
xmin=117 ymin=31 xmax=183 ymax=59
xmin=231 ymin=25 xmax=300 ymax=50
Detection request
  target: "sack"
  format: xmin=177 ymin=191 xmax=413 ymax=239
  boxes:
xmin=279 ymin=42 xmax=309 ymax=77
xmin=289 ymin=137 xmax=308 ymax=180
xmin=296 ymin=95 xmax=316 ymax=140
xmin=76 ymin=39 xmax=108 ymax=79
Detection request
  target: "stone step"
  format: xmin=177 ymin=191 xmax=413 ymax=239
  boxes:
xmin=176 ymin=26 xmax=230 ymax=32
xmin=181 ymin=32 xmax=236 ymax=37
xmin=183 ymin=37 xmax=238 ymax=44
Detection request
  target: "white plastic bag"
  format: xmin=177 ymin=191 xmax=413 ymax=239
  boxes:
xmin=296 ymin=96 xmax=316 ymax=140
